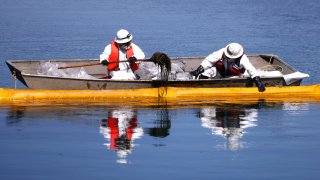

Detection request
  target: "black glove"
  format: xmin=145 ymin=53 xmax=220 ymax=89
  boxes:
xmin=128 ymin=56 xmax=137 ymax=63
xmin=101 ymin=60 xmax=108 ymax=66
xmin=253 ymin=76 xmax=266 ymax=92
xmin=190 ymin=65 xmax=205 ymax=78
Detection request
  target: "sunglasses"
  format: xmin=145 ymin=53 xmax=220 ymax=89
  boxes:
xmin=119 ymin=41 xmax=131 ymax=48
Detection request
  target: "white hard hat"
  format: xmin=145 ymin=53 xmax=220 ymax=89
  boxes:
xmin=115 ymin=29 xmax=133 ymax=44
xmin=224 ymin=43 xmax=244 ymax=59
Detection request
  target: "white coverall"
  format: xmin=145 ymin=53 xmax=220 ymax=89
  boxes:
xmin=99 ymin=43 xmax=145 ymax=80
xmin=200 ymin=48 xmax=259 ymax=78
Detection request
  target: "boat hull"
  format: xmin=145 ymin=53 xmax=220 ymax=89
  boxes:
xmin=5 ymin=55 xmax=306 ymax=90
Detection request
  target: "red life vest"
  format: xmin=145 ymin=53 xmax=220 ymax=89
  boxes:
xmin=106 ymin=112 xmax=137 ymax=150
xmin=108 ymin=41 xmax=138 ymax=71
xmin=215 ymin=53 xmax=245 ymax=77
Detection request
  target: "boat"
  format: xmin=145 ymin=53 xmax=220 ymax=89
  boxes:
xmin=5 ymin=54 xmax=309 ymax=90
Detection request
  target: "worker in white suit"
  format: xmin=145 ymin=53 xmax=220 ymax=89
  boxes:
xmin=190 ymin=43 xmax=265 ymax=92
xmin=99 ymin=29 xmax=145 ymax=80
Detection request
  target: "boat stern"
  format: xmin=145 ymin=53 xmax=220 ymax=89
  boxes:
xmin=283 ymin=71 xmax=310 ymax=85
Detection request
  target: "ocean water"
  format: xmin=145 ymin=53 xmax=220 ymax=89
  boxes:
xmin=1 ymin=0 xmax=320 ymax=179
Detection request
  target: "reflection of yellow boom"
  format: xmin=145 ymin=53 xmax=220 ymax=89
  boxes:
xmin=0 ymin=84 xmax=320 ymax=105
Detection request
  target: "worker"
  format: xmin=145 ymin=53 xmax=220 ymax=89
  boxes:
xmin=190 ymin=43 xmax=266 ymax=92
xmin=99 ymin=29 xmax=145 ymax=80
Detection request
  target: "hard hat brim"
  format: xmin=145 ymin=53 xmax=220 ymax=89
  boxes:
xmin=224 ymin=43 xmax=244 ymax=59
xmin=115 ymin=35 xmax=133 ymax=44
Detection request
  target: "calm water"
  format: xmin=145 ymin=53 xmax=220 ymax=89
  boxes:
xmin=1 ymin=0 xmax=320 ymax=179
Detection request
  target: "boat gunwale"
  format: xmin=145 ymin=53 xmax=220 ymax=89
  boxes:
xmin=19 ymin=71 xmax=284 ymax=82
xmin=5 ymin=54 xmax=279 ymax=62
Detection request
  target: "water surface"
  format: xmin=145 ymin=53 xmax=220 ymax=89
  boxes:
xmin=1 ymin=0 xmax=320 ymax=179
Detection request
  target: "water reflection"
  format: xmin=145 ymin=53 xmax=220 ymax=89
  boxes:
xmin=199 ymin=106 xmax=257 ymax=151
xmin=196 ymin=101 xmax=310 ymax=151
xmin=145 ymin=109 xmax=171 ymax=138
xmin=99 ymin=108 xmax=171 ymax=164
xmin=99 ymin=109 xmax=143 ymax=164
xmin=282 ymin=102 xmax=310 ymax=115
xmin=197 ymin=101 xmax=274 ymax=151
xmin=1 ymin=101 xmax=312 ymax=163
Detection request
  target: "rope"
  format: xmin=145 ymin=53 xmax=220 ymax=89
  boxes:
xmin=259 ymin=56 xmax=283 ymax=72
xmin=12 ymin=70 xmax=17 ymax=89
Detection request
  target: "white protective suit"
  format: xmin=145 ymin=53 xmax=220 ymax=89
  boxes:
xmin=99 ymin=43 xmax=145 ymax=80
xmin=200 ymin=48 xmax=259 ymax=78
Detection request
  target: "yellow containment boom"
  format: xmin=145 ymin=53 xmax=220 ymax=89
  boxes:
xmin=1 ymin=84 xmax=320 ymax=105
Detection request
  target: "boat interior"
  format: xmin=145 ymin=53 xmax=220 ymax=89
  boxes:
xmin=6 ymin=54 xmax=297 ymax=79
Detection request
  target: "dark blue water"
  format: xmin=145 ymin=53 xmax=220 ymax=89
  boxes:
xmin=1 ymin=0 xmax=320 ymax=179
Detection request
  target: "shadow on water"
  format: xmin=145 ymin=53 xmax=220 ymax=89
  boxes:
xmin=1 ymin=99 xmax=314 ymax=164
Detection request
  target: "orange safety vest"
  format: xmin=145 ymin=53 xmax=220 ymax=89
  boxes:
xmin=108 ymin=41 xmax=138 ymax=71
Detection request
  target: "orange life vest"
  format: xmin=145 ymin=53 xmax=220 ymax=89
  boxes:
xmin=108 ymin=41 xmax=138 ymax=71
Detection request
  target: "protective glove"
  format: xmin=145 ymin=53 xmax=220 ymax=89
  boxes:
xmin=101 ymin=60 xmax=109 ymax=66
xmin=253 ymin=76 xmax=266 ymax=92
xmin=190 ymin=65 xmax=205 ymax=78
xmin=128 ymin=56 xmax=137 ymax=63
